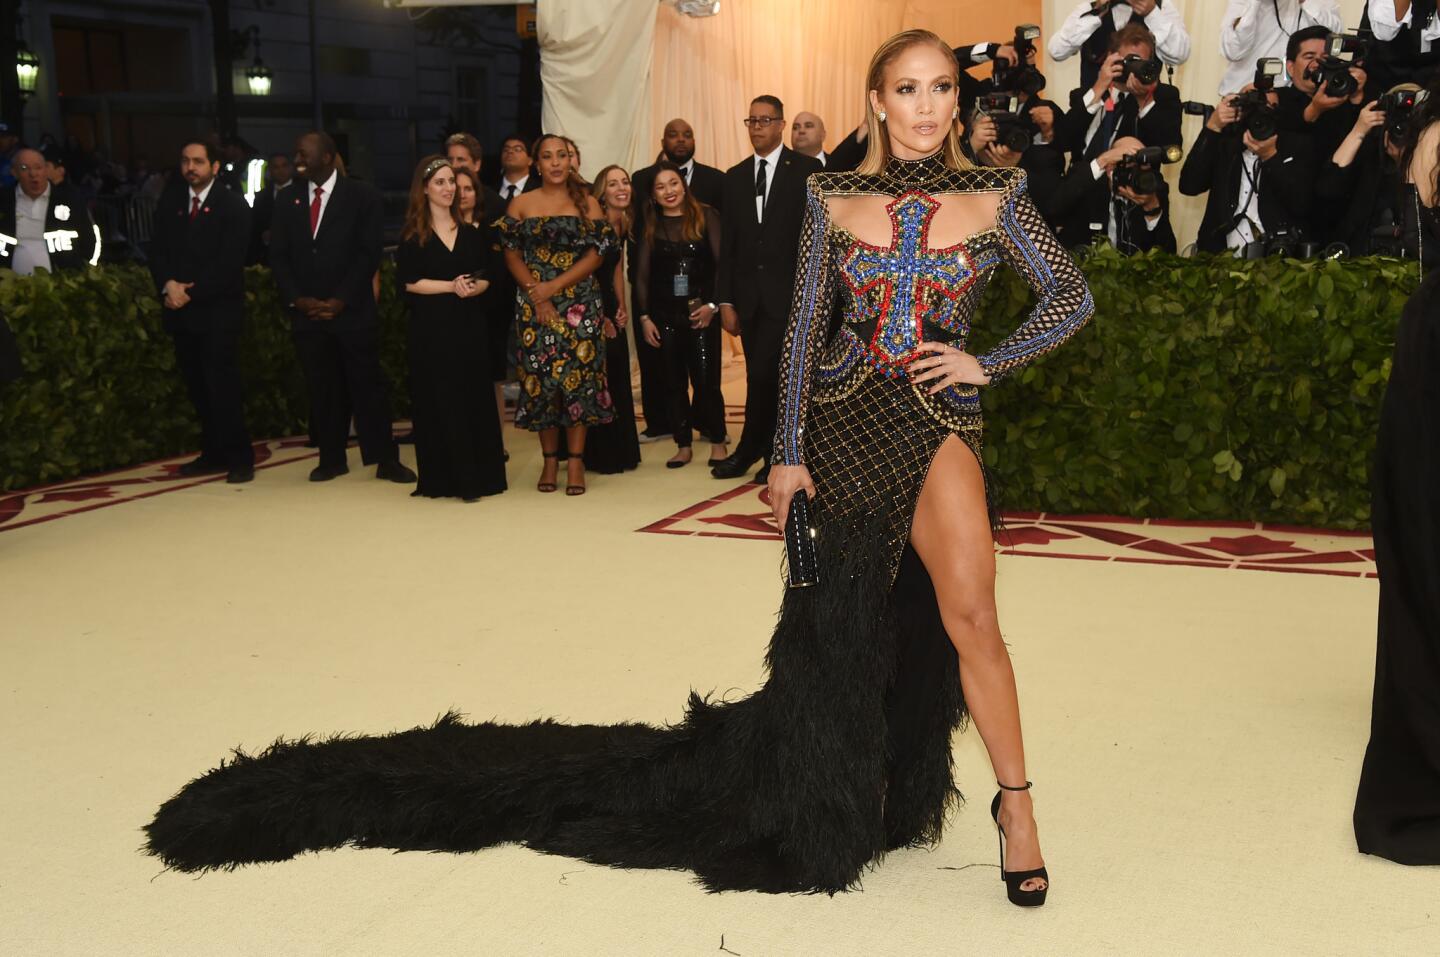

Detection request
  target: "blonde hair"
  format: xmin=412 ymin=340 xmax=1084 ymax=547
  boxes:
xmin=857 ymin=29 xmax=974 ymax=175
xmin=591 ymin=164 xmax=633 ymax=238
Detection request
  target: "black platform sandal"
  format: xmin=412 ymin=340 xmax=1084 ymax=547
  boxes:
xmin=990 ymin=780 xmax=1048 ymax=908
xmin=537 ymin=451 xmax=559 ymax=493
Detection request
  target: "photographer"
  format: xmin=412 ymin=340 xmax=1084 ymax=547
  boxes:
xmin=1364 ymin=1 xmax=1440 ymax=91
xmin=1219 ymin=1 xmax=1345 ymax=96
xmin=1049 ymin=1 xmax=1192 ymax=90
xmin=1316 ymin=85 xmax=1426 ymax=255
xmin=1275 ymin=26 xmax=1371 ymax=162
xmin=1045 ymin=133 xmax=1178 ymax=253
xmin=1058 ymin=24 xmax=1183 ymax=162
xmin=1178 ymin=86 xmax=1314 ymax=254
xmin=966 ymin=95 xmax=1069 ymax=227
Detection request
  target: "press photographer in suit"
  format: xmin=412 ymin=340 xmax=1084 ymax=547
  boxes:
xmin=149 ymin=139 xmax=255 ymax=484
xmin=270 ymin=131 xmax=415 ymax=485
xmin=712 ymin=95 xmax=822 ymax=484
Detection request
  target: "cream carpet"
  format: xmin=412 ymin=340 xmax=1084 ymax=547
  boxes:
xmin=1 ymin=381 xmax=1433 ymax=955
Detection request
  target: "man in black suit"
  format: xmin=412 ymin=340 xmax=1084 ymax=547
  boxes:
xmin=1 ymin=147 xmax=99 ymax=274
xmin=1178 ymin=87 xmax=1314 ymax=254
xmin=445 ymin=132 xmax=506 ymax=224
xmin=1049 ymin=23 xmax=1180 ymax=252
xmin=629 ymin=118 xmax=728 ymax=442
xmin=247 ymin=151 xmax=295 ymax=266
xmin=712 ymin=95 xmax=822 ymax=484
xmin=497 ymin=134 xmax=540 ymax=204
xmin=270 ymin=131 xmax=415 ymax=484
xmin=149 ymin=139 xmax=255 ymax=484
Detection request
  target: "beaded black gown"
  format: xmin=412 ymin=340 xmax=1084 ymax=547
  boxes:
xmin=144 ymin=154 xmax=1092 ymax=893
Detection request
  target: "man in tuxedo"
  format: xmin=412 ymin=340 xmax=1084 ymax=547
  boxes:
xmin=1178 ymin=87 xmax=1314 ymax=254
xmin=149 ymin=139 xmax=255 ymax=484
xmin=270 ymin=131 xmax=415 ymax=484
xmin=498 ymin=135 xmax=539 ymax=205
xmin=629 ymin=118 xmax=727 ymax=442
xmin=790 ymin=113 xmax=829 ymax=166
xmin=1050 ymin=24 xmax=1181 ymax=252
xmin=247 ymin=151 xmax=294 ymax=266
xmin=1048 ymin=0 xmax=1191 ymax=90
xmin=1 ymin=147 xmax=99 ymax=275
xmin=712 ymin=95 xmax=822 ymax=484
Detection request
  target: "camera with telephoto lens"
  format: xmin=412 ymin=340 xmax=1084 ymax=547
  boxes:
xmin=1120 ymin=53 xmax=1163 ymax=86
xmin=1304 ymin=34 xmax=1369 ymax=100
xmin=1378 ymin=86 xmax=1428 ymax=143
xmin=991 ymin=24 xmax=1047 ymax=96
xmin=977 ymin=92 xmax=1034 ymax=153
xmin=1111 ymin=145 xmax=1182 ymax=195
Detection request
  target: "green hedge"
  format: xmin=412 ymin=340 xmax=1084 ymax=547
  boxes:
xmin=971 ymin=246 xmax=1413 ymax=529
xmin=0 ymin=253 xmax=1414 ymax=529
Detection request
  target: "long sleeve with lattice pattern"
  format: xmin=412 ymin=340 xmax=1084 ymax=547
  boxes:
xmin=977 ymin=170 xmax=1095 ymax=383
xmin=771 ymin=177 xmax=837 ymax=467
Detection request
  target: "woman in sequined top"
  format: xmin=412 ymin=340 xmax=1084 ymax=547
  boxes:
xmin=767 ymin=30 xmax=1094 ymax=906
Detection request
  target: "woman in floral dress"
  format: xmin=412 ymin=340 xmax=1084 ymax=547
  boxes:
xmin=498 ymin=134 xmax=617 ymax=495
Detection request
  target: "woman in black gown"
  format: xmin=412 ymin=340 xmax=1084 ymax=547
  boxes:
xmin=396 ymin=156 xmax=507 ymax=502
xmin=582 ymin=164 xmax=642 ymax=474
xmin=145 ymin=33 xmax=1090 ymax=903
xmin=1354 ymin=106 xmax=1440 ymax=865
xmin=634 ymin=162 xmax=728 ymax=469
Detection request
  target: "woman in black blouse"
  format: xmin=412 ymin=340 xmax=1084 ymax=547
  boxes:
xmin=582 ymin=164 xmax=641 ymax=473
xmin=635 ymin=162 xmax=728 ymax=468
xmin=395 ymin=155 xmax=507 ymax=501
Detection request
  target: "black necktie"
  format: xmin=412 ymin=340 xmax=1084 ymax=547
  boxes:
xmin=682 ymin=165 xmax=691 ymax=183
xmin=1085 ymin=95 xmax=1120 ymax=162
xmin=505 ymin=184 xmax=517 ymax=201
xmin=755 ymin=158 xmax=768 ymax=206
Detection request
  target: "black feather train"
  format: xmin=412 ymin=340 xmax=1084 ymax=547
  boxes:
xmin=144 ymin=528 xmax=967 ymax=894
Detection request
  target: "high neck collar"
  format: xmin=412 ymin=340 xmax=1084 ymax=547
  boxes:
xmin=883 ymin=149 xmax=949 ymax=185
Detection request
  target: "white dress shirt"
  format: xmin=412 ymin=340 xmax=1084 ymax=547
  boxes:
xmin=753 ymin=143 xmax=784 ymax=223
xmin=500 ymin=172 xmax=530 ymax=202
xmin=1370 ymin=0 xmax=1440 ymax=50
xmin=1219 ymin=1 xmax=1344 ymax=96
xmin=1049 ymin=1 xmax=1192 ymax=66
xmin=307 ymin=169 xmax=338 ymax=236
xmin=1226 ymin=151 xmax=1265 ymax=250
xmin=815 ymin=150 xmax=828 ymax=168
xmin=189 ymin=179 xmax=215 ymax=213
xmin=13 ymin=183 xmax=51 ymax=276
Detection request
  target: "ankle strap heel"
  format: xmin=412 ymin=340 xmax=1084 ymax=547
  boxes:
xmin=990 ymin=781 xmax=1048 ymax=908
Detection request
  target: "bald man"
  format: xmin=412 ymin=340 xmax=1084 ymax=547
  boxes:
xmin=629 ymin=119 xmax=726 ymax=442
xmin=1 ymin=146 xmax=99 ymax=275
xmin=790 ymin=112 xmax=828 ymax=166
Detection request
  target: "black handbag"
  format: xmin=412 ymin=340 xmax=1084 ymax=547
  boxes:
xmin=784 ymin=490 xmax=819 ymax=588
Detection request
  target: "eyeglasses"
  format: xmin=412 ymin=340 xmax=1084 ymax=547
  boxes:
xmin=742 ymin=116 xmax=782 ymax=128
xmin=501 ymin=145 xmax=528 ymax=154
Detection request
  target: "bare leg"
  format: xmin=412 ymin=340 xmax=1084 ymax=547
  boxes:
xmin=565 ymin=424 xmax=587 ymax=493
xmin=538 ymin=427 xmax=559 ymax=491
xmin=908 ymin=435 xmax=1046 ymax=892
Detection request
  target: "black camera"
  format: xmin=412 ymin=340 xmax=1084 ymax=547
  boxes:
xmin=1304 ymin=34 xmax=1369 ymax=100
xmin=1120 ymin=53 xmax=1163 ymax=86
xmin=1378 ymin=86 xmax=1428 ymax=143
xmin=992 ymin=24 xmax=1047 ymax=96
xmin=977 ymin=92 xmax=1034 ymax=152
xmin=1111 ymin=144 xmax=1182 ymax=195
xmin=1240 ymin=227 xmax=1323 ymax=260
xmin=1189 ymin=60 xmax=1282 ymax=140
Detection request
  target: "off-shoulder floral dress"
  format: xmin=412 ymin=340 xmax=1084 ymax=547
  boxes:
xmin=497 ymin=215 xmax=617 ymax=430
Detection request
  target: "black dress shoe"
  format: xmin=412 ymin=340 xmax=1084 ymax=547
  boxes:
xmin=226 ymin=465 xmax=255 ymax=484
xmin=309 ymin=463 xmax=350 ymax=482
xmin=752 ymin=464 xmax=771 ymax=485
xmin=177 ymin=457 xmax=226 ymax=477
xmin=710 ymin=451 xmax=761 ymax=479
xmin=376 ymin=461 xmax=418 ymax=483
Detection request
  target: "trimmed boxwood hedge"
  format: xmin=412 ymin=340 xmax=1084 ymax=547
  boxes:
xmin=0 ymin=251 xmax=1414 ymax=529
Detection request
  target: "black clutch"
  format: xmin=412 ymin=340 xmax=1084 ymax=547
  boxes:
xmin=784 ymin=490 xmax=820 ymax=588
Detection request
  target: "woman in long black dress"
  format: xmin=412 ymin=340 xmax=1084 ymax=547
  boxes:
xmin=634 ymin=162 xmax=728 ymax=469
xmin=146 ymin=33 xmax=1090 ymax=903
xmin=395 ymin=155 xmax=507 ymax=502
xmin=1354 ymin=107 xmax=1440 ymax=865
xmin=582 ymin=164 xmax=641 ymax=474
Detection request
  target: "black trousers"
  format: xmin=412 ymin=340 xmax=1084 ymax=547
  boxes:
xmin=657 ymin=313 xmax=727 ymax=448
xmin=736 ymin=301 xmax=783 ymax=462
xmin=634 ymin=325 xmax=672 ymax=434
xmin=171 ymin=322 xmax=253 ymax=469
xmin=292 ymin=320 xmax=397 ymax=470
